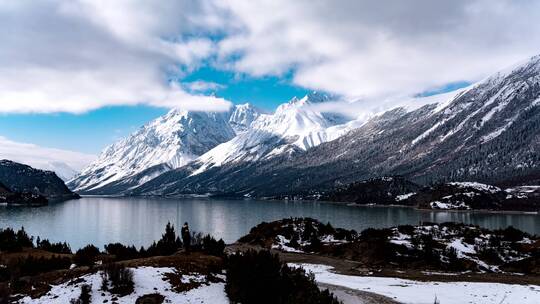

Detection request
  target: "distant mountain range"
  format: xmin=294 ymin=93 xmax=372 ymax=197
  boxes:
xmin=69 ymin=55 xmax=540 ymax=201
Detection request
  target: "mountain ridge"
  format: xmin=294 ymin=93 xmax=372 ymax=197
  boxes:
xmin=131 ymin=55 xmax=540 ymax=197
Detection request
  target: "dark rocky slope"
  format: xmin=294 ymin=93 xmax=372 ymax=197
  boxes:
xmin=0 ymin=160 xmax=79 ymax=202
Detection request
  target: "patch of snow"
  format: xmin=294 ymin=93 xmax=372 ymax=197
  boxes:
xmin=272 ymin=235 xmax=304 ymax=253
xmin=320 ymin=235 xmax=349 ymax=244
xmin=448 ymin=182 xmax=501 ymax=193
xmin=395 ymin=192 xmax=416 ymax=201
xmin=291 ymin=263 xmax=540 ymax=304
xmin=430 ymin=200 xmax=471 ymax=210
xmin=448 ymin=238 xmax=476 ymax=257
xmin=480 ymin=119 xmax=514 ymax=143
xmin=505 ymin=185 xmax=540 ymax=193
xmin=18 ymin=267 xmax=228 ymax=304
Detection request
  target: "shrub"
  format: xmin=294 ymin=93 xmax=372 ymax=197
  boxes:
xmin=136 ymin=293 xmax=165 ymax=304
xmin=360 ymin=228 xmax=392 ymax=241
xmin=419 ymin=234 xmax=439 ymax=264
xmin=0 ymin=265 xmax=10 ymax=283
xmin=10 ymin=255 xmax=71 ymax=278
xmin=226 ymin=250 xmax=341 ymax=304
xmin=476 ymin=246 xmax=503 ymax=265
xmin=0 ymin=283 xmax=9 ymax=304
xmin=102 ymin=263 xmax=134 ymax=296
xmin=146 ymin=222 xmax=182 ymax=256
xmin=304 ymin=234 xmax=322 ymax=252
xmin=36 ymin=237 xmax=72 ymax=254
xmin=200 ymin=234 xmax=225 ymax=256
xmin=499 ymin=226 xmax=526 ymax=242
xmin=397 ymin=225 xmax=415 ymax=235
xmin=70 ymin=284 xmax=92 ymax=304
xmin=0 ymin=227 xmax=33 ymax=252
xmin=444 ymin=247 xmax=467 ymax=271
xmin=75 ymin=245 xmax=100 ymax=266
xmin=462 ymin=229 xmax=481 ymax=245
xmin=104 ymin=243 xmax=140 ymax=261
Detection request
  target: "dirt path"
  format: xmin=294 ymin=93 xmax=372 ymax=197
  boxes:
xmin=319 ymin=283 xmax=402 ymax=304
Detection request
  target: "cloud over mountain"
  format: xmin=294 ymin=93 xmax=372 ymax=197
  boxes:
xmin=1 ymin=1 xmax=540 ymax=113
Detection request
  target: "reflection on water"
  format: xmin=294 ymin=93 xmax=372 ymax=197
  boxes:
xmin=0 ymin=197 xmax=538 ymax=249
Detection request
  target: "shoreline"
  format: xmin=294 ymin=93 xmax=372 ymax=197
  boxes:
xmin=78 ymin=194 xmax=540 ymax=215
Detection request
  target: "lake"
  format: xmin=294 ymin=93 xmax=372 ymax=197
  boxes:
xmin=0 ymin=197 xmax=539 ymax=250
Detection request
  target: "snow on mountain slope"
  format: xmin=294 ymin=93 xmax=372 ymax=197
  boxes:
xmin=68 ymin=109 xmax=235 ymax=193
xmin=191 ymin=92 xmax=353 ymax=175
xmin=248 ymin=54 xmax=540 ymax=189
xmin=228 ymin=103 xmax=262 ymax=133
xmin=133 ymin=55 xmax=540 ymax=197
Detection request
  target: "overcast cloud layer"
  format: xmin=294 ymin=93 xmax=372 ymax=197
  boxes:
xmin=1 ymin=0 xmax=540 ymax=113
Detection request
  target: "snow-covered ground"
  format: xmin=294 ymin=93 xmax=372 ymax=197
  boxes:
xmin=448 ymin=182 xmax=501 ymax=194
xmin=292 ymin=263 xmax=540 ymax=304
xmin=18 ymin=267 xmax=228 ymax=304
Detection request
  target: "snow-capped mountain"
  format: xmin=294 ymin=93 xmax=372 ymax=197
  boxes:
xmin=133 ymin=55 xmax=540 ymax=197
xmin=68 ymin=109 xmax=236 ymax=194
xmin=251 ymin=54 xmax=540 ymax=190
xmin=190 ymin=92 xmax=352 ymax=175
xmin=228 ymin=103 xmax=262 ymax=134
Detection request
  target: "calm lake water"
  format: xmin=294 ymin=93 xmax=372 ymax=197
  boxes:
xmin=0 ymin=197 xmax=538 ymax=250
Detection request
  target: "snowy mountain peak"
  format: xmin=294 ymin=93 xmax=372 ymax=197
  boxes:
xmin=304 ymin=91 xmax=335 ymax=103
xmin=190 ymin=93 xmax=354 ymax=175
xmin=229 ymin=103 xmax=262 ymax=134
xmin=68 ymin=108 xmax=235 ymax=194
xmin=286 ymin=91 xmax=334 ymax=107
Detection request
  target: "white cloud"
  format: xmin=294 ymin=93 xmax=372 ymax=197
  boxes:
xmin=184 ymin=80 xmax=226 ymax=92
xmin=215 ymin=0 xmax=540 ymax=100
xmin=0 ymin=0 xmax=231 ymax=113
xmin=1 ymin=1 xmax=540 ymax=114
xmin=0 ymin=136 xmax=96 ymax=180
